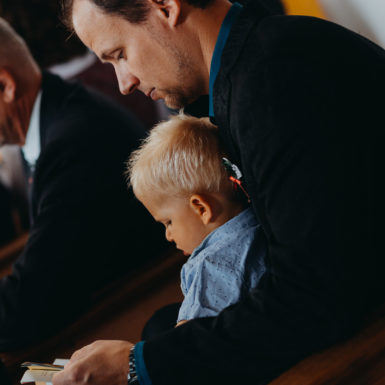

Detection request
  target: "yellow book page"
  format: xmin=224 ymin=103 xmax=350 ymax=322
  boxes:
xmin=21 ymin=362 xmax=64 ymax=371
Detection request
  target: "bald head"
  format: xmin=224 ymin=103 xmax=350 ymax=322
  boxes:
xmin=0 ymin=18 xmax=41 ymax=146
xmin=0 ymin=18 xmax=40 ymax=85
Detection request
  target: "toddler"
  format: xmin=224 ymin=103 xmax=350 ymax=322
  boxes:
xmin=127 ymin=114 xmax=266 ymax=325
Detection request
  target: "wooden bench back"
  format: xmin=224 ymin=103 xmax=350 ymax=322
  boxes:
xmin=270 ymin=305 xmax=385 ymax=384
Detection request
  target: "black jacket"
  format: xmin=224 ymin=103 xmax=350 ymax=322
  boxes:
xmin=0 ymin=183 xmax=14 ymax=245
xmin=0 ymin=73 xmax=166 ymax=350
xmin=144 ymin=2 xmax=385 ymax=384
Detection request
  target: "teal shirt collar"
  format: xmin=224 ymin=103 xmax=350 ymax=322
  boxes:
xmin=209 ymin=2 xmax=243 ymax=118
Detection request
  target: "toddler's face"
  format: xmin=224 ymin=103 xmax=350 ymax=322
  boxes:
xmin=140 ymin=195 xmax=211 ymax=256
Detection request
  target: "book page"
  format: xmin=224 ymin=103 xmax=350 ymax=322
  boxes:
xmin=20 ymin=359 xmax=69 ymax=385
xmin=21 ymin=369 xmax=56 ymax=383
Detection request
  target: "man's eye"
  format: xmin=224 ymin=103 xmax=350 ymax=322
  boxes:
xmin=117 ymin=51 xmax=124 ymax=60
xmin=165 ymin=221 xmax=172 ymax=228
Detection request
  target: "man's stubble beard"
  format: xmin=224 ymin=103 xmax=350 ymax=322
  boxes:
xmin=151 ymin=31 xmax=205 ymax=110
xmin=162 ymin=62 xmax=205 ymax=110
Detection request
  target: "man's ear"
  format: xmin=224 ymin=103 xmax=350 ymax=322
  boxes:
xmin=189 ymin=194 xmax=213 ymax=225
xmin=150 ymin=0 xmax=181 ymax=27
xmin=0 ymin=69 xmax=16 ymax=103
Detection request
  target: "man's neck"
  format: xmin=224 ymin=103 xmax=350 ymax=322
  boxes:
xmin=184 ymin=0 xmax=232 ymax=93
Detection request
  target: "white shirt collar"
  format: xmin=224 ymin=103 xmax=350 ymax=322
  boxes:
xmin=48 ymin=50 xmax=97 ymax=79
xmin=22 ymin=90 xmax=42 ymax=169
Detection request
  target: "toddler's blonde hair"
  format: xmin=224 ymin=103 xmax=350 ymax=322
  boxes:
xmin=127 ymin=114 xmax=235 ymax=200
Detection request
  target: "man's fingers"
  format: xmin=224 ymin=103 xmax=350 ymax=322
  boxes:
xmin=52 ymin=369 xmax=70 ymax=385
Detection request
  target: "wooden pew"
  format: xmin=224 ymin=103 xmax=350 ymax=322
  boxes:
xmin=269 ymin=305 xmax=385 ymax=385
xmin=2 ymin=236 xmax=385 ymax=385
xmin=0 ymin=247 xmax=184 ymax=384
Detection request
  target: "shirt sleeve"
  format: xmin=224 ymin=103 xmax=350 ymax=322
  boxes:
xmin=134 ymin=342 xmax=153 ymax=385
xmin=177 ymin=252 xmax=245 ymax=322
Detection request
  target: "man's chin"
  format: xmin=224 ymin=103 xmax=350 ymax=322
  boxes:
xmin=163 ymin=93 xmax=191 ymax=110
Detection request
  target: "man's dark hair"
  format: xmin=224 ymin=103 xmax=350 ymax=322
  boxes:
xmin=61 ymin=0 xmax=213 ymax=29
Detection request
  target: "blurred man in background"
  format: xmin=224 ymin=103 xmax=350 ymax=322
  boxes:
xmin=0 ymin=0 xmax=167 ymax=240
xmin=0 ymin=17 xmax=166 ymax=351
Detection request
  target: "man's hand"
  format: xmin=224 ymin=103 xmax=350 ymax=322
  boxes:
xmin=175 ymin=320 xmax=188 ymax=327
xmin=52 ymin=340 xmax=134 ymax=385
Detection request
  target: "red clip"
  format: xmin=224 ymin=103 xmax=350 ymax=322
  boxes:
xmin=229 ymin=176 xmax=250 ymax=203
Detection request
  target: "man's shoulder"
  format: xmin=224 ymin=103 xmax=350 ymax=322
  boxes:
xmin=42 ymin=72 xmax=139 ymax=127
xmin=40 ymin=72 xmax=144 ymax=149
xmin=218 ymin=8 xmax=385 ymax=109
xmin=226 ymin=0 xmax=384 ymax=68
xmin=256 ymin=15 xmax=368 ymax=55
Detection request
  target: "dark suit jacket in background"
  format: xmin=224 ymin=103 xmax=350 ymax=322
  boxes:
xmin=73 ymin=60 xmax=160 ymax=130
xmin=0 ymin=183 xmax=15 ymax=246
xmin=0 ymin=73 xmax=166 ymax=350
xmin=144 ymin=2 xmax=385 ymax=384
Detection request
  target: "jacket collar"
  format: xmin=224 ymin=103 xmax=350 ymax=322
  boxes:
xmin=209 ymin=2 xmax=243 ymax=117
xmin=218 ymin=1 xmax=273 ymax=79
xmin=39 ymin=71 xmax=69 ymax=148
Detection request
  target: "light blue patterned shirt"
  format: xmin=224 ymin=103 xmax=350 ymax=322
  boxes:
xmin=177 ymin=207 xmax=266 ymax=322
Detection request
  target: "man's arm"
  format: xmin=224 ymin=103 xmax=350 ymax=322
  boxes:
xmin=0 ymin=130 xmax=138 ymax=350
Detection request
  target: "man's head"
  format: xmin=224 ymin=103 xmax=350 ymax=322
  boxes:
xmin=62 ymin=0 xmax=213 ymax=26
xmin=127 ymin=114 xmax=245 ymax=255
xmin=62 ymin=0 xmax=231 ymax=109
xmin=0 ymin=18 xmax=41 ymax=146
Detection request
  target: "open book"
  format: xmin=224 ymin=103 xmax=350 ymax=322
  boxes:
xmin=20 ymin=359 xmax=69 ymax=385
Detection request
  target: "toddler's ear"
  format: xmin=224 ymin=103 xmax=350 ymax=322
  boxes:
xmin=189 ymin=194 xmax=212 ymax=225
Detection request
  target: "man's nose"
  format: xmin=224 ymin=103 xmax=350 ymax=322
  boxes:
xmin=117 ymin=71 xmax=139 ymax=95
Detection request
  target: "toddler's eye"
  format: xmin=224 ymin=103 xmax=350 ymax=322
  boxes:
xmin=166 ymin=220 xmax=172 ymax=228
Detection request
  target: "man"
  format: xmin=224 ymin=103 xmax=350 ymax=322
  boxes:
xmin=55 ymin=0 xmax=385 ymax=384
xmin=0 ymin=19 xmax=166 ymax=350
